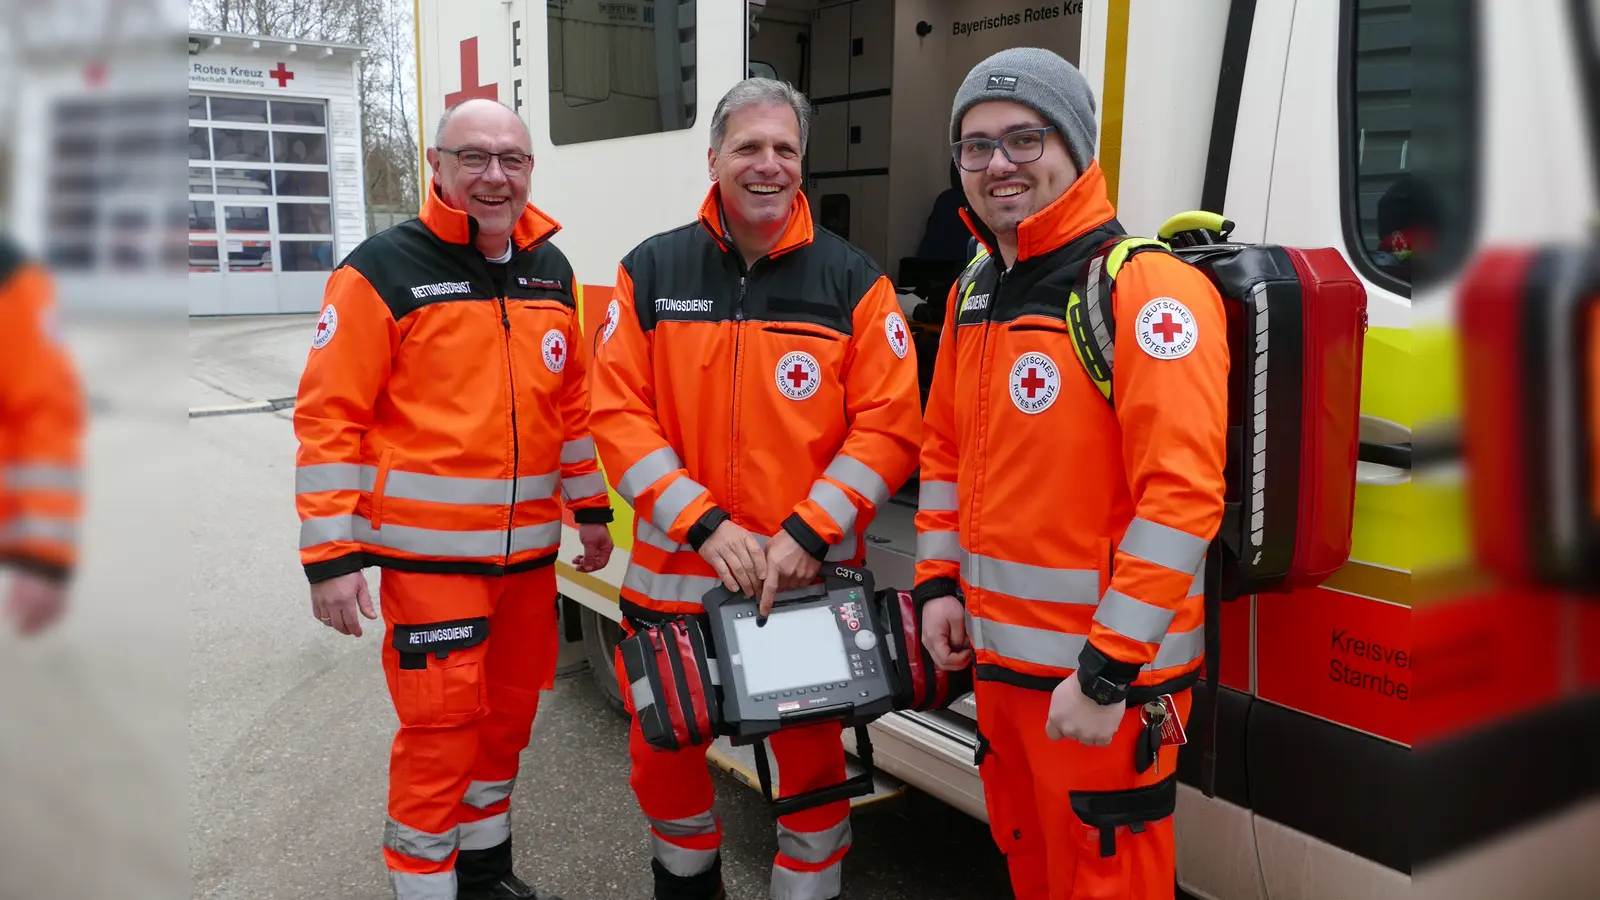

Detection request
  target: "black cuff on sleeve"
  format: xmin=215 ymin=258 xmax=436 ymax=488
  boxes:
xmin=687 ymin=507 xmax=730 ymax=552
xmin=305 ymin=553 xmax=367 ymax=585
xmin=911 ymin=576 xmax=962 ymax=607
xmin=1078 ymin=640 xmax=1143 ymax=686
xmin=573 ymin=507 xmax=614 ymax=525
xmin=781 ymin=513 xmax=829 ymax=563
xmin=1 ymin=553 xmax=71 ymax=585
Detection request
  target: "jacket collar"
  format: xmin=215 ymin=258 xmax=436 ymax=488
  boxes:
xmin=961 ymin=160 xmax=1118 ymax=265
xmin=418 ymin=179 xmax=561 ymax=252
xmin=696 ymin=183 xmax=814 ymax=260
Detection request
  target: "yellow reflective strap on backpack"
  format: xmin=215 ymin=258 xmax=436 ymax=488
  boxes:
xmin=1065 ymin=289 xmax=1114 ymax=404
xmin=1105 ymin=237 xmax=1171 ymax=279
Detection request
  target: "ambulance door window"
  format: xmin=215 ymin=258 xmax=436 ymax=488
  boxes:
xmin=1340 ymin=0 xmax=1477 ymax=294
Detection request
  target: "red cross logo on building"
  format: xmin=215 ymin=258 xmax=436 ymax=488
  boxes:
xmin=787 ymin=364 xmax=810 ymax=390
xmin=445 ymin=37 xmax=499 ymax=107
xmin=1019 ymin=367 xmax=1046 ymax=398
xmin=270 ymin=63 xmax=295 ymax=87
xmin=1151 ymin=313 xmax=1184 ymax=343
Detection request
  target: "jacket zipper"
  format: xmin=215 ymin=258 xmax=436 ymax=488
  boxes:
xmin=500 ymin=294 xmax=520 ymax=562
xmin=729 ymin=270 xmax=748 ymax=516
xmin=971 ymin=267 xmax=1005 ymax=567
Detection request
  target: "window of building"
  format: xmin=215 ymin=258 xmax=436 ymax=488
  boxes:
xmin=1340 ymin=0 xmax=1477 ymax=294
xmin=546 ymin=0 xmax=698 ymax=145
xmin=187 ymin=92 xmax=337 ymax=274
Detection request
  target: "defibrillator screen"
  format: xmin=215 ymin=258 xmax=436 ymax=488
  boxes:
xmin=734 ymin=606 xmax=852 ymax=696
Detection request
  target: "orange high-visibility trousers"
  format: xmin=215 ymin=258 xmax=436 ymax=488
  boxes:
xmin=974 ymin=680 xmax=1192 ymax=900
xmin=615 ymin=623 xmax=854 ymax=900
xmin=378 ymin=567 xmax=561 ymax=900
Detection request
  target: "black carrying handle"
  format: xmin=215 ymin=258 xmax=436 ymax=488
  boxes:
xmin=752 ymin=724 xmax=877 ymax=818
xmin=1358 ymin=440 xmax=1412 ymax=470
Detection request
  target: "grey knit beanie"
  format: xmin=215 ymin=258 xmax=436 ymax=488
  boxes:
xmin=949 ymin=48 xmax=1098 ymax=175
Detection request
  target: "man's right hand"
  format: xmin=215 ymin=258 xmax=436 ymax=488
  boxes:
xmin=920 ymin=595 xmax=973 ymax=670
xmin=311 ymin=571 xmax=378 ymax=637
xmin=697 ymin=520 xmax=767 ymax=597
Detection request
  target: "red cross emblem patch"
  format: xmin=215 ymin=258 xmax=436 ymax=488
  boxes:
xmin=1009 ymin=352 xmax=1060 ymax=414
xmin=775 ymin=351 xmax=821 ymax=401
xmin=885 ymin=311 xmax=909 ymax=359
xmin=542 ymin=329 xmax=567 ymax=373
xmin=1134 ymin=297 xmax=1198 ymax=360
xmin=311 ymin=304 xmax=338 ymax=349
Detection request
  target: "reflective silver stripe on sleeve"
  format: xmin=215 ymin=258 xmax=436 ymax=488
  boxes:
xmin=648 ymin=810 xmax=718 ymax=838
xmin=916 ymin=530 xmax=961 ymax=564
xmin=383 ymin=818 xmax=459 ymax=863
xmin=807 ymin=479 xmax=858 ymax=534
xmin=458 ymin=813 xmax=510 ymax=851
xmin=917 ymin=480 xmax=958 ymax=512
xmin=294 ymin=462 xmax=362 ymax=494
xmin=618 ymin=447 xmax=684 ymax=504
xmin=960 ymin=551 xmax=1099 ymax=604
xmin=825 ymin=529 xmax=859 ymax=562
xmin=561 ymin=472 xmax=608 ymax=503
xmin=561 ymin=436 xmax=596 ymax=464
xmin=0 ymin=516 xmax=77 ymax=545
xmin=3 ymin=464 xmax=81 ymax=492
xmin=1149 ymin=626 xmax=1205 ymax=671
xmin=462 ymin=778 xmax=515 ymax=809
xmin=651 ymin=476 xmax=709 ymax=534
xmin=1092 ymin=589 xmax=1178 ymax=645
xmin=824 ymin=455 xmax=890 ymax=507
xmin=776 ymin=818 xmax=852 ymax=865
xmin=1119 ymin=517 xmax=1209 ymax=577
xmin=1189 ymin=557 xmax=1207 ymax=596
xmin=771 ymin=860 xmax=844 ymax=900
xmin=390 ymin=871 xmax=456 ymax=900
xmin=299 ymin=515 xmax=355 ymax=548
xmin=635 ymin=520 xmax=682 ymax=552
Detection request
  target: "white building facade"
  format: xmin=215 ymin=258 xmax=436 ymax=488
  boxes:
xmin=186 ymin=31 xmax=367 ymax=315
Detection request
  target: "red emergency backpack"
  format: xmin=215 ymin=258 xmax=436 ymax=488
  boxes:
xmin=1064 ymin=211 xmax=1370 ymax=599
xmin=1458 ymin=243 xmax=1600 ymax=588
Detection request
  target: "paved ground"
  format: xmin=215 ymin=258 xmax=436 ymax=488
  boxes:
xmin=185 ymin=315 xmax=1014 ymax=899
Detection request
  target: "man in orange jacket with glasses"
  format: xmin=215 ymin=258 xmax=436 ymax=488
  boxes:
xmin=588 ymin=77 xmax=923 ymax=900
xmin=916 ymin=49 xmax=1230 ymax=900
xmin=293 ymin=98 xmax=612 ymax=900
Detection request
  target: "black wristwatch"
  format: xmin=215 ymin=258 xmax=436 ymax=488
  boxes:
xmin=1075 ymin=642 xmax=1134 ymax=706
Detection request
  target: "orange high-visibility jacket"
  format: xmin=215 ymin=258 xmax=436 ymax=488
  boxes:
xmin=589 ymin=187 xmax=923 ymax=618
xmin=913 ymin=163 xmax=1229 ymax=694
xmin=0 ymin=238 xmax=85 ymax=582
xmin=293 ymin=184 xmax=612 ymax=584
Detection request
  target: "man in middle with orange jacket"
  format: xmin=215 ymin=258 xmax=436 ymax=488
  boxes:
xmin=588 ymin=77 xmax=923 ymax=900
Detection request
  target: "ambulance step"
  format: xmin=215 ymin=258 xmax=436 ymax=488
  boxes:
xmin=706 ymin=734 xmax=906 ymax=810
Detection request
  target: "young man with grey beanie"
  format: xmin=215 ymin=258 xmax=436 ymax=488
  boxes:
xmin=914 ymin=47 xmax=1230 ymax=899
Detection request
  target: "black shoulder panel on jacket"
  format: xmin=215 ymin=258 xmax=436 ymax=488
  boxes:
xmin=341 ymin=218 xmax=575 ymax=320
xmin=618 ymin=222 xmax=718 ymax=332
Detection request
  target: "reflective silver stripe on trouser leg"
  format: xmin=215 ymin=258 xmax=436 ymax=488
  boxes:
xmin=458 ymin=812 xmax=511 ymax=851
xmin=777 ymin=818 xmax=852 ymax=865
xmin=462 ymin=778 xmax=515 ymax=809
xmin=384 ymin=819 xmax=460 ymax=863
xmin=771 ymin=857 xmax=845 ymax=900
xmin=390 ymin=871 xmax=456 ymax=899
xmin=649 ymin=808 xmax=721 ymax=877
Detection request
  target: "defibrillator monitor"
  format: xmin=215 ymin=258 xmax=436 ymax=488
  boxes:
xmin=703 ymin=564 xmax=897 ymax=743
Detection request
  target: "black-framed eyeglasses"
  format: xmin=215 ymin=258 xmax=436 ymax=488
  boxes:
xmin=951 ymin=127 xmax=1056 ymax=172
xmin=439 ymin=147 xmax=532 ymax=174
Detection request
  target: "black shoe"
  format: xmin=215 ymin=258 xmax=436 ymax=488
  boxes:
xmin=651 ymin=855 xmax=725 ymax=900
xmin=458 ymin=872 xmax=559 ymax=900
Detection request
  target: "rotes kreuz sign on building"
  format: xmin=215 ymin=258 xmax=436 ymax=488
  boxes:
xmin=190 ymin=61 xmax=298 ymax=89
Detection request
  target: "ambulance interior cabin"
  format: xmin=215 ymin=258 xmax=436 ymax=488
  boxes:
xmin=748 ymin=0 xmax=1085 ymax=499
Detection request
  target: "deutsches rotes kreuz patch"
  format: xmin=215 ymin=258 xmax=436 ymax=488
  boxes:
xmin=885 ymin=311 xmax=910 ymax=359
xmin=775 ymin=351 xmax=821 ymax=400
xmin=1009 ymin=352 xmax=1060 ymax=414
xmin=1134 ymin=297 xmax=1199 ymax=360
xmin=542 ymin=329 xmax=568 ymax=373
xmin=311 ymin=304 xmax=338 ymax=349
xmin=601 ymin=299 xmax=621 ymax=344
